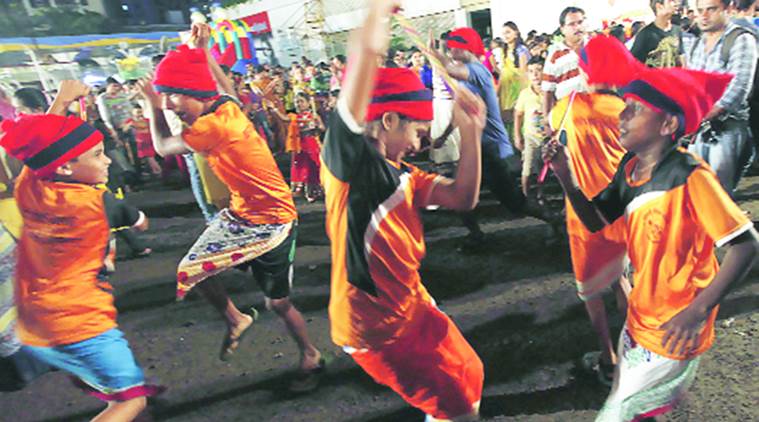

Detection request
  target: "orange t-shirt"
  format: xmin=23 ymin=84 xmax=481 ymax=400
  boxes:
xmin=183 ymin=97 xmax=297 ymax=225
xmin=322 ymin=102 xmax=442 ymax=349
xmin=593 ymin=148 xmax=753 ymax=359
xmin=14 ymin=168 xmax=143 ymax=347
xmin=551 ymin=92 xmax=627 ymax=239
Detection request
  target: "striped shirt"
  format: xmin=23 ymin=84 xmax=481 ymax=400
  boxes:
xmin=687 ymin=23 xmax=757 ymax=121
xmin=541 ymin=40 xmax=588 ymax=100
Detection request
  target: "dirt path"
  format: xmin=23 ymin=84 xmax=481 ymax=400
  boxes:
xmin=2 ymin=176 xmax=757 ymax=422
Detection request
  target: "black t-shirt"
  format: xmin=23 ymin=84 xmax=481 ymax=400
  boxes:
xmin=630 ymin=22 xmax=684 ymax=68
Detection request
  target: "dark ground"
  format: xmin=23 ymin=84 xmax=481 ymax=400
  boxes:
xmin=1 ymin=168 xmax=757 ymax=422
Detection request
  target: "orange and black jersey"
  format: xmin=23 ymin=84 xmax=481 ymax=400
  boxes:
xmin=322 ymin=100 xmax=441 ymax=349
xmin=593 ymin=147 xmax=752 ymax=359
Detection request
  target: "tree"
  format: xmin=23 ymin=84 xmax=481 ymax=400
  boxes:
xmin=0 ymin=4 xmax=121 ymax=38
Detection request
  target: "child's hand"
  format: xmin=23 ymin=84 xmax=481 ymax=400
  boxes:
xmin=452 ymin=88 xmax=486 ymax=133
xmin=56 ymin=80 xmax=90 ymax=105
xmin=189 ymin=22 xmax=211 ymax=50
xmin=660 ymin=304 xmax=708 ymax=356
xmin=542 ymin=139 xmax=571 ymax=180
xmin=360 ymin=0 xmax=403 ymax=55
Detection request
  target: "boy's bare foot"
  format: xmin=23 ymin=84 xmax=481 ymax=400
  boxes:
xmin=220 ymin=308 xmax=258 ymax=361
xmin=290 ymin=352 xmax=325 ymax=393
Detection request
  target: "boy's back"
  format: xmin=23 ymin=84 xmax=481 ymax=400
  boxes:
xmin=15 ymin=169 xmax=113 ymax=346
xmin=14 ymin=168 xmax=143 ymax=347
xmin=183 ymin=97 xmax=296 ymax=225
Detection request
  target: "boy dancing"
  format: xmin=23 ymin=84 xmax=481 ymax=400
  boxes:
xmin=1 ymin=81 xmax=162 ymax=421
xmin=544 ymin=36 xmax=759 ymax=421
xmin=136 ymin=24 xmax=323 ymax=392
xmin=323 ymin=1 xmax=486 ymax=420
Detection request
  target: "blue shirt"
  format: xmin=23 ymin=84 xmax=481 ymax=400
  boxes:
xmin=463 ymin=61 xmax=514 ymax=158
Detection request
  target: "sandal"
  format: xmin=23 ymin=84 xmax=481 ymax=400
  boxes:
xmin=220 ymin=307 xmax=259 ymax=361
xmin=288 ymin=357 xmax=326 ymax=393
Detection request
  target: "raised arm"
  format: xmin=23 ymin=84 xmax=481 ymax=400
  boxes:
xmin=48 ymin=80 xmax=90 ymax=116
xmin=340 ymin=0 xmax=402 ymax=124
xmin=427 ymin=87 xmax=485 ymax=210
xmin=189 ymin=23 xmax=237 ymax=98
xmin=135 ymin=78 xmax=191 ymax=157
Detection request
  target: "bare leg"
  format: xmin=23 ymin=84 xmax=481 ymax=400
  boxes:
xmin=267 ymin=297 xmax=321 ymax=370
xmin=584 ymin=295 xmax=616 ymax=366
xmin=147 ymin=157 xmax=162 ymax=175
xmin=521 ymin=174 xmax=530 ymax=198
xmin=198 ymin=279 xmax=254 ymax=358
xmin=90 ymin=397 xmax=147 ymax=422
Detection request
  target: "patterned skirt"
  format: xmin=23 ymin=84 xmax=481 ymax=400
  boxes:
xmin=0 ymin=222 xmax=19 ymax=357
xmin=176 ymin=209 xmax=293 ymax=299
xmin=596 ymin=326 xmax=700 ymax=422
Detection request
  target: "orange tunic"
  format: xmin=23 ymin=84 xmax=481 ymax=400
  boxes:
xmin=594 ymin=148 xmax=752 ymax=359
xmin=183 ymin=98 xmax=297 ymax=225
xmin=552 ymin=92 xmax=628 ymax=292
xmin=14 ymin=168 xmax=116 ymax=347
xmin=322 ymin=104 xmax=442 ymax=349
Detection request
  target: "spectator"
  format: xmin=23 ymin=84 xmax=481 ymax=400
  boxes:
xmin=686 ymin=0 xmax=757 ymax=195
xmin=630 ymin=0 xmax=684 ymax=67
xmin=12 ymin=87 xmax=48 ymax=115
xmin=541 ymin=6 xmax=588 ymax=137
xmin=409 ymin=48 xmax=433 ymax=89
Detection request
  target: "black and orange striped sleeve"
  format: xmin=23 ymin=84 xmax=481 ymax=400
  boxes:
xmin=592 ymin=153 xmax=632 ymax=224
xmin=321 ymin=98 xmax=370 ymax=182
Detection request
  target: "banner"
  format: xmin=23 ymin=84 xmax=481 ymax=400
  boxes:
xmin=0 ymin=32 xmax=180 ymax=53
xmin=240 ymin=12 xmax=272 ymax=36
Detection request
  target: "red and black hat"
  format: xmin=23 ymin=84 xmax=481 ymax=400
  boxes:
xmin=620 ymin=67 xmax=732 ymax=138
xmin=0 ymin=114 xmax=103 ymax=178
xmin=446 ymin=27 xmax=485 ymax=57
xmin=578 ymin=35 xmax=732 ymax=139
xmin=367 ymin=67 xmax=433 ymax=122
xmin=153 ymin=45 xmax=219 ymax=99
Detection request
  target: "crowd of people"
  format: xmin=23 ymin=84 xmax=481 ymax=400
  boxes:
xmin=0 ymin=0 xmax=758 ymax=421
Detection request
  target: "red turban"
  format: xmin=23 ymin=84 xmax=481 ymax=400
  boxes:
xmin=153 ymin=45 xmax=219 ymax=99
xmin=579 ymin=35 xmax=645 ymax=87
xmin=0 ymin=114 xmax=103 ymax=178
xmin=367 ymin=67 xmax=433 ymax=122
xmin=621 ymin=68 xmax=732 ymax=138
xmin=446 ymin=28 xmax=485 ymax=57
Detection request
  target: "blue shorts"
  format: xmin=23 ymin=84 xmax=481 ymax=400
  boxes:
xmin=24 ymin=328 xmax=163 ymax=401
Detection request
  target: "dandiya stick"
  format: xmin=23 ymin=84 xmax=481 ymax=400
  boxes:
xmin=393 ymin=13 xmax=458 ymax=93
xmin=79 ymin=97 xmax=87 ymax=121
xmin=538 ymin=90 xmax=577 ymax=184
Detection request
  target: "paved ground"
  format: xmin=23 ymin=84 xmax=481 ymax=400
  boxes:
xmin=2 ymin=171 xmax=757 ymax=422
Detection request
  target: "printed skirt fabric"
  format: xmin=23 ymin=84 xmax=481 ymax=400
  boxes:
xmin=176 ymin=209 xmax=293 ymax=299
xmin=596 ymin=326 xmax=700 ymax=422
xmin=0 ymin=223 xmax=19 ymax=357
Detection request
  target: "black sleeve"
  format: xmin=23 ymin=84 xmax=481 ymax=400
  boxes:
xmin=630 ymin=28 xmax=653 ymax=63
xmin=103 ymin=192 xmax=142 ymax=229
xmin=321 ymin=102 xmax=370 ymax=182
xmin=591 ymin=156 xmax=631 ymax=224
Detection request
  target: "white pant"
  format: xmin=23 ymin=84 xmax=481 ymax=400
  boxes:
xmin=430 ymin=99 xmax=461 ymax=165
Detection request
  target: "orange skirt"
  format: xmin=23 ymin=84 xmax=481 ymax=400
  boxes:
xmin=349 ymin=303 xmax=483 ymax=420
xmin=566 ymin=198 xmax=627 ymax=300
